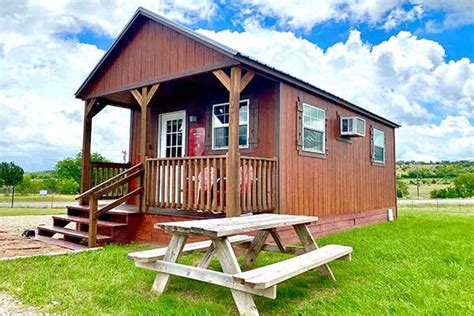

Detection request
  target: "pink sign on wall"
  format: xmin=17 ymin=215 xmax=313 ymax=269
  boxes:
xmin=188 ymin=127 xmax=205 ymax=156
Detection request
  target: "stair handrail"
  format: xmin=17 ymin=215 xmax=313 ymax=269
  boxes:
xmin=75 ymin=163 xmax=143 ymax=200
xmin=85 ymin=163 xmax=145 ymax=248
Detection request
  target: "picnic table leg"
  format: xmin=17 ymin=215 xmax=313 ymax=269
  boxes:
xmin=213 ymin=238 xmax=259 ymax=316
xmin=152 ymin=233 xmax=188 ymax=293
xmin=243 ymin=230 xmax=270 ymax=268
xmin=293 ymin=224 xmax=336 ymax=281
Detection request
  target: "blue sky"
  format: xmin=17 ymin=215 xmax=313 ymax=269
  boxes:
xmin=0 ymin=0 xmax=473 ymax=171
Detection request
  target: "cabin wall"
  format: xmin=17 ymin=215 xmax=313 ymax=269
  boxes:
xmin=81 ymin=17 xmax=235 ymax=99
xmin=278 ymin=83 xmax=397 ymax=220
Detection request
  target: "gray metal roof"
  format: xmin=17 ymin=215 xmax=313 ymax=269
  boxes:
xmin=75 ymin=7 xmax=400 ymax=128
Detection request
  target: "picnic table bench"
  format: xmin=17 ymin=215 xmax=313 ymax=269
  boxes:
xmin=129 ymin=214 xmax=352 ymax=316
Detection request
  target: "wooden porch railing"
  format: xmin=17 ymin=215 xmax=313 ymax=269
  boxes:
xmin=76 ymin=163 xmax=144 ymax=247
xmin=90 ymin=162 xmax=131 ymax=199
xmin=145 ymin=156 xmax=278 ymax=213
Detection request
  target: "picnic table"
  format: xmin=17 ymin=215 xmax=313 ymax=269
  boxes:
xmin=129 ymin=214 xmax=352 ymax=315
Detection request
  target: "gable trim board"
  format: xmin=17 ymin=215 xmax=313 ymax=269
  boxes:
xmin=75 ymin=7 xmax=400 ymax=129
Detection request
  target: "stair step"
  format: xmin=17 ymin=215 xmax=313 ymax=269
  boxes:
xmin=53 ymin=215 xmax=127 ymax=228
xmin=35 ymin=235 xmax=88 ymax=251
xmin=38 ymin=226 xmax=113 ymax=242
xmin=67 ymin=204 xmax=139 ymax=215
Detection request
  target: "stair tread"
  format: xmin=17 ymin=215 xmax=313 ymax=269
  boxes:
xmin=35 ymin=235 xmax=88 ymax=250
xmin=67 ymin=204 xmax=139 ymax=215
xmin=53 ymin=215 xmax=127 ymax=227
xmin=38 ymin=225 xmax=113 ymax=242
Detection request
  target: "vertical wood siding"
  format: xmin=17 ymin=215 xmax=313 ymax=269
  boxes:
xmin=279 ymin=83 xmax=396 ymax=218
xmin=81 ymin=18 xmax=233 ymax=98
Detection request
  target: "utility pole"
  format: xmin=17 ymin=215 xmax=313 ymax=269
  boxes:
xmin=121 ymin=150 xmax=127 ymax=163
xmin=416 ymin=164 xmax=420 ymax=198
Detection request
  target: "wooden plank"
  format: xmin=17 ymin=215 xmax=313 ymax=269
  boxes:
xmin=234 ymin=245 xmax=352 ymax=289
xmin=269 ymin=229 xmax=286 ymax=253
xmin=213 ymin=238 xmax=258 ymax=315
xmin=136 ymin=260 xmax=276 ymax=299
xmin=212 ymin=69 xmax=231 ymax=91
xmin=199 ymin=158 xmax=204 ymax=210
xmin=212 ymin=158 xmax=217 ymax=211
xmin=129 ymin=235 xmax=254 ymax=263
xmin=243 ymin=230 xmax=270 ymax=268
xmin=293 ymin=224 xmax=336 ymax=281
xmin=197 ymin=245 xmax=215 ymax=269
xmin=177 ymin=159 xmax=182 ymax=207
xmin=240 ymin=71 xmax=255 ymax=93
xmin=219 ymin=157 xmax=224 ymax=212
xmin=152 ymin=234 xmax=188 ymax=293
xmin=96 ymin=187 xmax=144 ymax=216
xmin=226 ymin=66 xmax=242 ymax=217
xmin=88 ymin=197 xmax=98 ymax=247
xmin=251 ymin=159 xmax=257 ymax=211
xmin=242 ymin=159 xmax=247 ymax=212
xmin=156 ymin=214 xmax=319 ymax=237
xmin=206 ymin=157 xmax=211 ymax=210
xmin=79 ymin=100 xmax=93 ymax=205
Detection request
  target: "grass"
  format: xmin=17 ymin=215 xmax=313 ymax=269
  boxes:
xmin=0 ymin=207 xmax=67 ymax=216
xmin=399 ymin=203 xmax=474 ymax=213
xmin=0 ymin=194 xmax=75 ymax=203
xmin=0 ymin=211 xmax=473 ymax=315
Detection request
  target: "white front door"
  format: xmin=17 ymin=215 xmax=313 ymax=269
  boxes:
xmin=159 ymin=111 xmax=186 ymax=158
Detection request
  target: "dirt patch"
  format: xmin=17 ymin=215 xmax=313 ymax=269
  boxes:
xmin=0 ymin=231 xmax=66 ymax=259
xmin=0 ymin=215 xmax=67 ymax=259
xmin=0 ymin=292 xmax=41 ymax=314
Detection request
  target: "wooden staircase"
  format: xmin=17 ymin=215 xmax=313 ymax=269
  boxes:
xmin=36 ymin=163 xmax=144 ymax=249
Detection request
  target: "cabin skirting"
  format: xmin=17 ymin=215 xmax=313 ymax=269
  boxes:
xmin=130 ymin=207 xmax=397 ymax=245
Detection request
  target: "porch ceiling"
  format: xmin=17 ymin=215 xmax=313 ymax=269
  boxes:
xmin=98 ymin=71 xmax=232 ymax=109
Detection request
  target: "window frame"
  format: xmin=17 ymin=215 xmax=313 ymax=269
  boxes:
xmin=301 ymin=103 xmax=326 ymax=154
xmin=372 ymin=128 xmax=385 ymax=164
xmin=211 ymin=99 xmax=250 ymax=150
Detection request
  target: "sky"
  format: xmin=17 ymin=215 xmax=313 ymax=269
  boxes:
xmin=0 ymin=0 xmax=473 ymax=171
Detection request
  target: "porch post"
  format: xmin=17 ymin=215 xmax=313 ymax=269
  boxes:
xmin=130 ymin=84 xmax=160 ymax=211
xmin=213 ymin=67 xmax=255 ymax=217
xmin=79 ymin=98 xmax=96 ymax=205
xmin=226 ymin=67 xmax=242 ymax=217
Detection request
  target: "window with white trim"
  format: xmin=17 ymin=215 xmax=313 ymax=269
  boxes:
xmin=212 ymin=99 xmax=249 ymax=150
xmin=302 ymin=103 xmax=326 ymax=153
xmin=373 ymin=128 xmax=385 ymax=163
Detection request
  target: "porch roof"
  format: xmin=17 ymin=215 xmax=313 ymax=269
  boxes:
xmin=75 ymin=7 xmax=400 ymax=129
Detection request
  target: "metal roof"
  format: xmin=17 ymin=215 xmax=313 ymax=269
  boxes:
xmin=75 ymin=7 xmax=400 ymax=128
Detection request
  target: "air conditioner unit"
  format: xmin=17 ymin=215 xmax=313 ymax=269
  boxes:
xmin=340 ymin=116 xmax=366 ymax=137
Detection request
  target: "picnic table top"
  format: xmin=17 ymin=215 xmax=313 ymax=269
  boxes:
xmin=155 ymin=213 xmax=319 ymax=237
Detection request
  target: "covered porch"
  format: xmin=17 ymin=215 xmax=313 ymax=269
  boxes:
xmin=77 ymin=66 xmax=279 ymax=246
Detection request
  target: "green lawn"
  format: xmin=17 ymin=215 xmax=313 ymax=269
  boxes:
xmin=399 ymin=203 xmax=474 ymax=213
xmin=0 ymin=194 xmax=75 ymax=203
xmin=0 ymin=207 xmax=66 ymax=216
xmin=0 ymin=211 xmax=472 ymax=315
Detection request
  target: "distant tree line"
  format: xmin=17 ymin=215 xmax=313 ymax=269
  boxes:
xmin=430 ymin=173 xmax=474 ymax=199
xmin=397 ymin=161 xmax=474 ymax=179
xmin=1 ymin=152 xmax=109 ymax=196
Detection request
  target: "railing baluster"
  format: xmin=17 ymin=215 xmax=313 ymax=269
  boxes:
xmin=219 ymin=157 xmax=224 ymax=212
xmin=212 ymin=158 xmax=217 ymax=211
xmin=206 ymin=158 xmax=211 ymax=211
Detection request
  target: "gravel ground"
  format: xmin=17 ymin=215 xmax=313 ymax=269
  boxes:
xmin=0 ymin=293 xmax=41 ymax=315
xmin=0 ymin=215 xmax=54 ymax=235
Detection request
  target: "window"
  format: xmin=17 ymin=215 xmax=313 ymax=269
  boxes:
xmin=373 ymin=128 xmax=385 ymax=163
xmin=302 ymin=103 xmax=325 ymax=153
xmin=212 ymin=100 xmax=249 ymax=150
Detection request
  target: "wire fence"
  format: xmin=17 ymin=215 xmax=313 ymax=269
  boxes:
xmin=398 ymin=199 xmax=474 ymax=214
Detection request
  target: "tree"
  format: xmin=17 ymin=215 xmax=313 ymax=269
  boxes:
xmin=396 ymin=180 xmax=409 ymax=198
xmin=0 ymin=162 xmax=24 ymax=207
xmin=454 ymin=173 xmax=474 ymax=198
xmin=55 ymin=152 xmax=109 ymax=190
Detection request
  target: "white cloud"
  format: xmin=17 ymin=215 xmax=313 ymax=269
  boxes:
xmin=397 ymin=116 xmax=474 ymax=161
xmin=198 ymin=22 xmax=474 ymax=160
xmin=240 ymin=0 xmax=474 ymax=31
xmin=0 ymin=0 xmax=217 ymax=171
